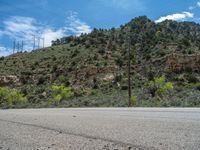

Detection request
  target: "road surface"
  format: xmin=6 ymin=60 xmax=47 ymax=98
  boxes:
xmin=0 ymin=108 xmax=200 ymax=150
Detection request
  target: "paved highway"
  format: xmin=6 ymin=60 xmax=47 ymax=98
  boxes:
xmin=0 ymin=108 xmax=200 ymax=150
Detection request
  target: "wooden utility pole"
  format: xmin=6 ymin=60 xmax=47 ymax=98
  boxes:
xmin=127 ymin=36 xmax=131 ymax=107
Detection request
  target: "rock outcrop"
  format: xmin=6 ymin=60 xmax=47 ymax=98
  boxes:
xmin=0 ymin=75 xmax=21 ymax=86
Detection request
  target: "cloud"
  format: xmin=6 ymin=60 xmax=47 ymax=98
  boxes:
xmin=3 ymin=16 xmax=37 ymax=34
xmin=65 ymin=12 xmax=92 ymax=36
xmin=189 ymin=6 xmax=195 ymax=10
xmin=0 ymin=46 xmax=12 ymax=57
xmin=2 ymin=16 xmax=38 ymax=41
xmin=0 ymin=46 xmax=7 ymax=56
xmin=1 ymin=16 xmax=65 ymax=46
xmin=155 ymin=12 xmax=194 ymax=23
xmin=0 ymin=31 xmax=3 ymax=38
xmin=188 ymin=1 xmax=200 ymax=10
xmin=197 ymin=1 xmax=200 ymax=7
xmin=41 ymin=29 xmax=66 ymax=47
xmin=0 ymin=12 xmax=92 ymax=56
xmin=0 ymin=16 xmax=63 ymax=52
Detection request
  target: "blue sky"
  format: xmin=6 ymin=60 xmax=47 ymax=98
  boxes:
xmin=1 ymin=0 xmax=200 ymax=56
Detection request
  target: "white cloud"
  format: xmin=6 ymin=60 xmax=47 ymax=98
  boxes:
xmin=0 ymin=31 xmax=3 ymax=38
xmin=0 ymin=46 xmax=12 ymax=57
xmin=2 ymin=16 xmax=38 ymax=42
xmin=189 ymin=6 xmax=195 ymax=10
xmin=65 ymin=12 xmax=92 ymax=36
xmin=0 ymin=12 xmax=92 ymax=56
xmin=155 ymin=12 xmax=194 ymax=23
xmin=41 ymin=29 xmax=66 ymax=47
xmin=197 ymin=1 xmax=200 ymax=7
xmin=0 ymin=16 xmax=55 ymax=53
xmin=3 ymin=16 xmax=37 ymax=34
xmin=1 ymin=16 xmax=64 ymax=47
xmin=0 ymin=46 xmax=6 ymax=53
xmin=188 ymin=1 xmax=200 ymax=10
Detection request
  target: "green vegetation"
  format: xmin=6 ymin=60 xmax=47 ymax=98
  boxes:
xmin=0 ymin=87 xmax=27 ymax=108
xmin=146 ymin=76 xmax=173 ymax=98
xmin=0 ymin=16 xmax=200 ymax=108
xmin=196 ymin=83 xmax=200 ymax=91
xmin=131 ymin=96 xmax=138 ymax=106
xmin=49 ymin=84 xmax=74 ymax=105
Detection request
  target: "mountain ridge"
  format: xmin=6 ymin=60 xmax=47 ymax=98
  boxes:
xmin=0 ymin=16 xmax=200 ymax=107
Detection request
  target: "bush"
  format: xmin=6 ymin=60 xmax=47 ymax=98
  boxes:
xmin=98 ymin=48 xmax=105 ymax=55
xmin=49 ymin=84 xmax=74 ymax=105
xmin=0 ymin=87 xmax=27 ymax=107
xmin=187 ymin=74 xmax=199 ymax=83
xmin=57 ymin=75 xmax=66 ymax=83
xmin=131 ymin=96 xmax=138 ymax=106
xmin=37 ymin=76 xmax=46 ymax=85
xmin=115 ymin=57 xmax=123 ymax=67
xmin=0 ymin=56 xmax=4 ymax=61
xmin=146 ymin=76 xmax=173 ymax=98
xmin=196 ymin=83 xmax=200 ymax=91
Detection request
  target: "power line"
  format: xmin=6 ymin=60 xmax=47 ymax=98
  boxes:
xmin=32 ymin=36 xmax=45 ymax=50
xmin=12 ymin=40 xmax=25 ymax=54
xmin=38 ymin=37 xmax=40 ymax=49
xmin=12 ymin=35 xmax=45 ymax=52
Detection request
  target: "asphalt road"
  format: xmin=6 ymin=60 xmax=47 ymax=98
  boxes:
xmin=0 ymin=108 xmax=200 ymax=150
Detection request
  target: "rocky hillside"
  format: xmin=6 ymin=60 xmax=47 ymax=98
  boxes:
xmin=0 ymin=16 xmax=200 ymax=107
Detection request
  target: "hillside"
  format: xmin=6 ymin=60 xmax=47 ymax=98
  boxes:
xmin=1 ymin=16 xmax=200 ymax=108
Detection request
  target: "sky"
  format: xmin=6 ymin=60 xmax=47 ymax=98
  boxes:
xmin=1 ymin=0 xmax=200 ymax=56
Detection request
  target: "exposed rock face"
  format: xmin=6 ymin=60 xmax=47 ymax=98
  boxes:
xmin=165 ymin=54 xmax=200 ymax=73
xmin=133 ymin=53 xmax=200 ymax=77
xmin=0 ymin=75 xmax=21 ymax=86
xmin=102 ymin=74 xmax=115 ymax=82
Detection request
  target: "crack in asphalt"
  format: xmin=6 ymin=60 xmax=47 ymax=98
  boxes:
xmin=0 ymin=119 xmax=156 ymax=150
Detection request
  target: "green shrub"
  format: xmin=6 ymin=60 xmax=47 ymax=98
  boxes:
xmin=37 ymin=76 xmax=46 ymax=85
xmin=98 ymin=48 xmax=105 ymax=55
xmin=0 ymin=87 xmax=27 ymax=107
xmin=131 ymin=96 xmax=138 ymax=106
xmin=196 ymin=83 xmax=200 ymax=91
xmin=49 ymin=84 xmax=74 ymax=105
xmin=59 ymin=75 xmax=65 ymax=81
xmin=115 ymin=57 xmax=123 ymax=67
xmin=0 ymin=56 xmax=4 ymax=61
xmin=146 ymin=76 xmax=174 ymax=98
xmin=90 ymin=89 xmax=98 ymax=96
xmin=187 ymin=74 xmax=199 ymax=83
